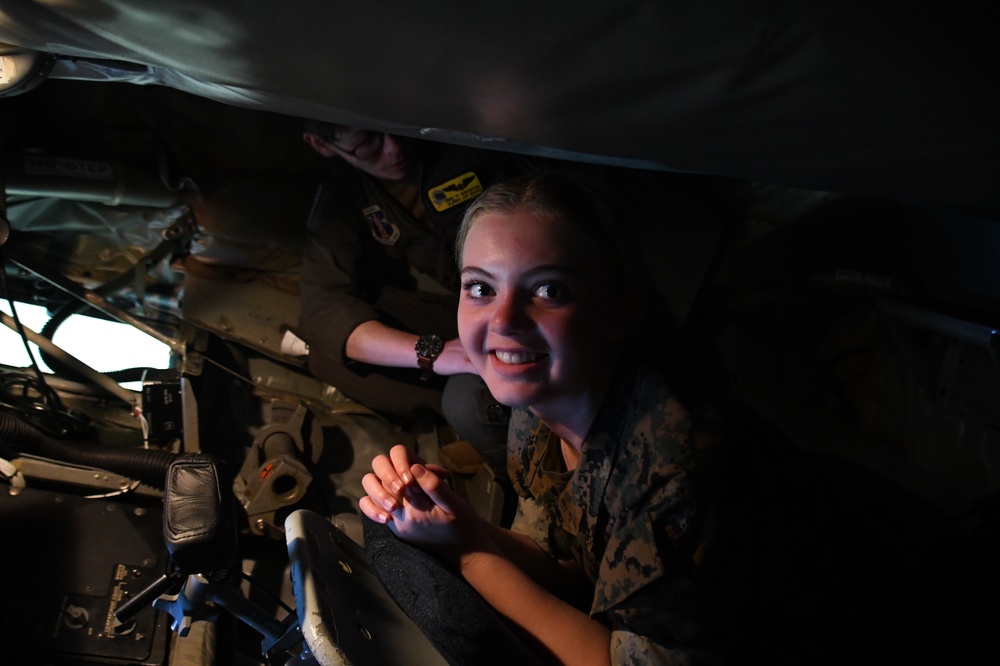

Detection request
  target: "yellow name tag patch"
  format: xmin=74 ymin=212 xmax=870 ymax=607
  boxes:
xmin=427 ymin=171 xmax=484 ymax=212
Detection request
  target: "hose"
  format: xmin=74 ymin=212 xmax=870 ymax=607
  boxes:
xmin=0 ymin=409 xmax=176 ymax=488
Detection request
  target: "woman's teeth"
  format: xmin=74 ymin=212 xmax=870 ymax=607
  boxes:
xmin=494 ymin=350 xmax=540 ymax=364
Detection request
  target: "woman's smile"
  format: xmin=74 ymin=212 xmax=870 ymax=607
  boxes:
xmin=492 ymin=349 xmax=544 ymax=365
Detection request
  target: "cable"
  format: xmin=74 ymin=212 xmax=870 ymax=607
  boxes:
xmin=0 ymin=167 xmax=9 ymax=248
xmin=0 ymin=163 xmax=66 ymax=411
xmin=0 ymin=375 xmax=88 ymax=441
xmin=0 ymin=256 xmax=66 ymax=414
xmin=84 ymin=478 xmax=142 ymax=499
xmin=38 ymin=238 xmax=178 ymax=381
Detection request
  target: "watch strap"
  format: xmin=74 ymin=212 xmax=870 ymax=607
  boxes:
xmin=415 ymin=334 xmax=444 ymax=381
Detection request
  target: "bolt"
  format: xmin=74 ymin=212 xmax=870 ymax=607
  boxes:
xmin=63 ymin=605 xmax=90 ymax=630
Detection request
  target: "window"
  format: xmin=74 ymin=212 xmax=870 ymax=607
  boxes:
xmin=1 ymin=301 xmax=172 ymax=390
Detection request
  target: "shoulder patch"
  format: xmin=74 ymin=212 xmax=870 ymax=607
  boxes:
xmin=363 ymin=205 xmax=400 ymax=245
xmin=427 ymin=171 xmax=484 ymax=212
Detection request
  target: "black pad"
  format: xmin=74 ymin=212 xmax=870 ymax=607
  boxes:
xmin=163 ymin=453 xmax=236 ymax=573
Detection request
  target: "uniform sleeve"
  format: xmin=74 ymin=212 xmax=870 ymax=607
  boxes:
xmin=601 ymin=503 xmax=717 ymax=665
xmin=509 ymin=496 xmax=557 ymax=557
xmin=611 ymin=628 xmax=717 ymax=666
xmin=506 ymin=408 xmax=560 ymax=557
xmin=299 ymin=179 xmax=381 ymax=373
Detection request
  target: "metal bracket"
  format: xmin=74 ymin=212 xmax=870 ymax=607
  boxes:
xmin=234 ymin=403 xmax=315 ymax=536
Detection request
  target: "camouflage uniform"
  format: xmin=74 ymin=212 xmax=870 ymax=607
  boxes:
xmin=508 ymin=361 xmax=722 ymax=665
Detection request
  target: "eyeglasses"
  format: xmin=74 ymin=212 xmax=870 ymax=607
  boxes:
xmin=332 ymin=131 xmax=384 ymax=161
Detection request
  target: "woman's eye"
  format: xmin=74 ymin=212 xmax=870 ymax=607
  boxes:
xmin=534 ymin=283 xmax=564 ymax=300
xmin=462 ymin=281 xmax=494 ymax=298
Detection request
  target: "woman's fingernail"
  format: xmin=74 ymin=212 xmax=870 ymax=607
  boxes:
xmin=390 ymin=480 xmax=403 ymax=494
xmin=401 ymin=471 xmax=413 ymax=484
xmin=382 ymin=498 xmax=396 ymax=511
xmin=378 ymin=513 xmax=391 ymax=523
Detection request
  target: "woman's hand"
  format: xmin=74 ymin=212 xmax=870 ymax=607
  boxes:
xmin=359 ymin=444 xmax=488 ymax=556
xmin=359 ymin=445 xmax=445 ymax=516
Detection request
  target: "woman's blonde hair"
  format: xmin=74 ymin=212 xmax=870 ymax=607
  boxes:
xmin=457 ymin=172 xmax=629 ymax=277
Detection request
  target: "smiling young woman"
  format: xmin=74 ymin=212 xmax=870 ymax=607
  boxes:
xmin=358 ymin=173 xmax=747 ymax=665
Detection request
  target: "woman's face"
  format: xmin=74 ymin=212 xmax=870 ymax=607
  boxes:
xmin=457 ymin=209 xmax=621 ymax=411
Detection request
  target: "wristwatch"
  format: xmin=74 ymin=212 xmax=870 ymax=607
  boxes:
xmin=415 ymin=334 xmax=444 ymax=380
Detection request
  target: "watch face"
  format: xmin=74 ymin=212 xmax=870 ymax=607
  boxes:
xmin=416 ymin=334 xmax=444 ymax=358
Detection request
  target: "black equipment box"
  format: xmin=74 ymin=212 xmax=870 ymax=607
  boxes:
xmin=0 ymin=485 xmax=169 ymax=665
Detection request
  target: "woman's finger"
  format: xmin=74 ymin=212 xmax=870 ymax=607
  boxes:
xmin=371 ymin=454 xmax=406 ymax=497
xmin=389 ymin=444 xmax=423 ymax=484
xmin=361 ymin=471 xmax=399 ymax=512
xmin=358 ymin=496 xmax=392 ymax=523
xmin=410 ymin=464 xmax=460 ymax=515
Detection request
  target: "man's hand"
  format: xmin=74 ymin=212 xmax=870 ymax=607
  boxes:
xmin=432 ymin=337 xmax=476 ymax=376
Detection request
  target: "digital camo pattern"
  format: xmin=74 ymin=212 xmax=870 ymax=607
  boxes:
xmin=508 ymin=362 xmax=721 ymax=664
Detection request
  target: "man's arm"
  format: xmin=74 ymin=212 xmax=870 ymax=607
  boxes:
xmin=345 ymin=321 xmax=475 ymax=376
xmin=300 ymin=180 xmax=379 ymax=358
